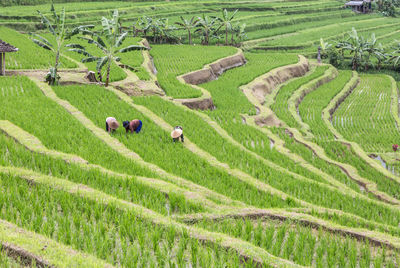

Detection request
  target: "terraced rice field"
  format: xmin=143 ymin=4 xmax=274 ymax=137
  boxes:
xmin=2 ymin=0 xmax=400 ymax=266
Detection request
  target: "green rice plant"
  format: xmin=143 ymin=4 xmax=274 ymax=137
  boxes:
xmin=0 ymin=250 xmax=24 ymax=268
xmin=151 ymin=44 xmax=237 ymax=98
xmin=0 ymin=132 xmax=202 ymax=215
xmin=52 ymin=83 xmax=294 ymax=209
xmin=0 ymin=27 xmax=76 ymax=70
xmin=0 ymin=172 xmax=247 ymax=267
xmin=194 ymin=218 xmax=397 ymax=267
xmin=333 ymin=74 xmax=400 ymax=152
xmin=298 ymin=71 xmax=400 ymax=200
xmin=137 ymin=49 xmax=400 ymax=225
xmin=0 ymin=76 xmax=158 ymax=179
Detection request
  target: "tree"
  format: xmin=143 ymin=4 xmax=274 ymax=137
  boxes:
xmin=319 ymin=38 xmax=332 ymax=59
xmin=341 ymin=28 xmax=367 ymax=70
xmin=69 ymin=10 xmax=146 ymax=87
xmin=30 ymin=3 xmax=92 ymax=85
xmin=231 ymin=22 xmax=247 ymax=46
xmin=388 ymin=42 xmax=400 ymax=70
xmin=195 ymin=15 xmax=217 ymax=45
xmin=362 ymin=33 xmax=386 ymax=70
xmin=215 ymin=9 xmax=238 ymax=46
xmin=175 ymin=16 xmax=198 ymax=45
xmin=158 ymin=19 xmax=177 ymax=44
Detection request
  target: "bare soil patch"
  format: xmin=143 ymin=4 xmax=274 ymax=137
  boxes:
xmin=1 ymin=242 xmax=53 ymax=268
xmin=255 ymin=114 xmax=281 ymax=127
xmin=252 ymin=60 xmax=309 ymax=104
xmin=182 ymin=52 xmax=246 ymax=85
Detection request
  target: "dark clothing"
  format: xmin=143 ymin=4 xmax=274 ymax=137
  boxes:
xmin=173 ymin=134 xmax=184 ymax=142
xmin=124 ymin=120 xmax=142 ymax=133
xmin=106 ymin=122 xmax=116 ymax=133
xmin=172 ymin=126 xmax=184 ymax=142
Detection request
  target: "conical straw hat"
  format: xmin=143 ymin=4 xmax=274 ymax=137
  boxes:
xmin=109 ymin=119 xmax=119 ymax=130
xmin=171 ymin=129 xmax=183 ymax=138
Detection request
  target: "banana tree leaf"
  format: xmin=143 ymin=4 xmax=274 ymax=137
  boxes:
xmin=68 ymin=48 xmax=93 ymax=57
xmin=65 ymin=43 xmax=85 ymax=49
xmin=29 ymin=33 xmax=53 ymax=48
xmin=96 ymin=56 xmax=109 ymax=72
xmin=37 ymin=10 xmax=55 ymax=36
xmin=115 ymin=32 xmax=128 ymax=48
xmin=82 ymin=57 xmax=100 ymax=63
xmin=119 ymin=45 xmax=146 ymax=53
xmin=32 ymin=39 xmax=53 ymax=50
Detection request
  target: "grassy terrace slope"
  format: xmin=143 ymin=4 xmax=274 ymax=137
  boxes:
xmin=333 ymin=74 xmax=400 ymax=153
xmin=136 ymin=47 xmax=400 ymax=229
xmin=2 ymin=0 xmax=398 ymax=52
xmin=2 ymin=0 xmax=400 ymax=266
xmin=0 ymin=27 xmax=76 ymax=70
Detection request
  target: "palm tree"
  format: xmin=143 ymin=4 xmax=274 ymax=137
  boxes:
xmin=195 ymin=15 xmax=217 ymax=45
xmin=215 ymin=9 xmax=238 ymax=45
xmin=68 ymin=10 xmax=146 ymax=87
xmin=175 ymin=16 xmax=198 ymax=45
xmin=30 ymin=3 xmax=92 ymax=85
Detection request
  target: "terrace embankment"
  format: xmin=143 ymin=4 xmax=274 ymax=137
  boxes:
xmin=177 ymin=49 xmax=246 ymax=110
xmin=1 ymin=242 xmax=53 ymax=268
xmin=250 ymin=55 xmax=309 ymax=106
xmin=242 ymin=55 xmax=310 ymax=127
xmin=178 ymin=209 xmax=400 ymax=251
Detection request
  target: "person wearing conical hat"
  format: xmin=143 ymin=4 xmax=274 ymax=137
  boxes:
xmin=106 ymin=117 xmax=119 ymax=133
xmin=171 ymin=126 xmax=184 ymax=142
xmin=123 ymin=119 xmax=143 ymax=134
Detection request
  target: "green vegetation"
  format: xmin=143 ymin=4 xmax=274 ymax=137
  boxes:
xmin=195 ymin=218 xmax=398 ymax=267
xmin=0 ymin=27 xmax=76 ymax=70
xmin=151 ymin=44 xmax=237 ymax=98
xmin=2 ymin=0 xmax=400 ymax=266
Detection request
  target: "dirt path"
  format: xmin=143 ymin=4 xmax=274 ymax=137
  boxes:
xmin=0 ymin=120 xmax=225 ymax=212
xmin=0 ymin=218 xmax=112 ymax=268
xmin=239 ymin=60 xmax=400 ymax=207
xmin=27 ymin=76 xmax=244 ymax=211
xmin=0 ymin=165 xmax=301 ymax=268
xmin=176 ymin=208 xmax=400 ymax=251
xmin=285 ymin=70 xmax=400 ymax=206
xmin=105 ymin=83 xmax=400 ymax=236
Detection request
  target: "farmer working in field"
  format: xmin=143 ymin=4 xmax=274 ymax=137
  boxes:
xmin=106 ymin=117 xmax=119 ymax=133
xmin=123 ymin=119 xmax=143 ymax=134
xmin=171 ymin=126 xmax=184 ymax=142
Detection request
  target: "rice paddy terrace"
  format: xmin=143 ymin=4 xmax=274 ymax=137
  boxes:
xmin=1 ymin=0 xmax=400 ymax=267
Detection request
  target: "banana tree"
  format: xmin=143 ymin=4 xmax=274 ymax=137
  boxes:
xmin=341 ymin=28 xmax=367 ymax=70
xmin=231 ymin=22 xmax=247 ymax=46
xmin=175 ymin=16 xmax=199 ymax=45
xmin=158 ymin=19 xmax=177 ymax=44
xmin=195 ymin=15 xmax=217 ymax=45
xmin=319 ymin=38 xmax=332 ymax=59
xmin=30 ymin=3 xmax=93 ymax=85
xmin=363 ymin=33 xmax=383 ymax=70
xmin=215 ymin=9 xmax=238 ymax=45
xmin=388 ymin=42 xmax=400 ymax=71
xmin=68 ymin=10 xmax=146 ymax=87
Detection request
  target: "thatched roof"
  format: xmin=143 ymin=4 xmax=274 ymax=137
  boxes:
xmin=0 ymin=40 xmax=18 ymax=53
